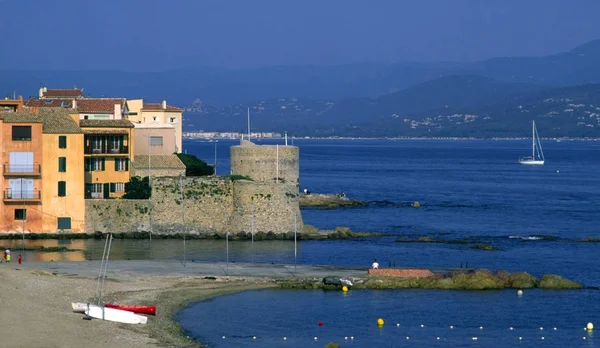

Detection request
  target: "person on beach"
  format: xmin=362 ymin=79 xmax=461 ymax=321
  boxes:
xmin=5 ymin=249 xmax=11 ymax=263
xmin=372 ymin=259 xmax=379 ymax=269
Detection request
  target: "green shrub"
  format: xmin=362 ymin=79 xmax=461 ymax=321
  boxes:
xmin=176 ymin=153 xmax=214 ymax=176
xmin=123 ymin=176 xmax=151 ymax=199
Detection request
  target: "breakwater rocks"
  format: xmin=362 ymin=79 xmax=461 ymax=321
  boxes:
xmin=299 ymin=193 xmax=368 ymax=209
xmin=277 ymin=269 xmax=583 ymax=290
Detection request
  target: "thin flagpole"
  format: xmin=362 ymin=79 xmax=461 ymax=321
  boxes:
xmin=225 ymin=213 xmax=229 ymax=275
xmin=294 ymin=212 xmax=297 ymax=275
xmin=251 ymin=204 xmax=254 ymax=263
xmin=180 ymin=172 xmax=186 ymax=267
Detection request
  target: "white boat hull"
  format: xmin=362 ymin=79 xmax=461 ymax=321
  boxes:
xmin=72 ymin=302 xmax=88 ymax=313
xmin=519 ymin=159 xmax=544 ymax=165
xmin=73 ymin=302 xmax=148 ymax=324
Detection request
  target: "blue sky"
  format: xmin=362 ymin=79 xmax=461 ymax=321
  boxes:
xmin=2 ymin=0 xmax=600 ymax=71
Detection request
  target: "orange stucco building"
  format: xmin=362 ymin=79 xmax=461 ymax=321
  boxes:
xmin=0 ymin=108 xmax=85 ymax=232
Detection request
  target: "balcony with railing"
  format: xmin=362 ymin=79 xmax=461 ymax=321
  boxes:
xmin=4 ymin=190 xmax=41 ymax=202
xmin=3 ymin=164 xmax=42 ymax=176
xmin=84 ymin=145 xmax=129 ymax=155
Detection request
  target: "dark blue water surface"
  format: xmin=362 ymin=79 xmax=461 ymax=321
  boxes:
xmin=177 ymin=139 xmax=600 ymax=348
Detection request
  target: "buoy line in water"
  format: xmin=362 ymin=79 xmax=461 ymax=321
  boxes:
xmin=215 ymin=321 xmax=594 ymax=344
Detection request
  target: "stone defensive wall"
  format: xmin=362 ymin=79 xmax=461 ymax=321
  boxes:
xmin=84 ymin=140 xmax=303 ymax=236
xmin=84 ymin=177 xmax=303 ymax=236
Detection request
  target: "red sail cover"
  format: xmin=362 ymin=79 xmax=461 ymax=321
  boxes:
xmin=105 ymin=304 xmax=156 ymax=316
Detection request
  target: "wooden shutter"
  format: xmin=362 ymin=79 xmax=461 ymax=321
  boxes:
xmin=85 ymin=158 xmax=91 ymax=171
xmin=57 ymin=217 xmax=71 ymax=230
xmin=58 ymin=181 xmax=66 ymax=197
xmin=101 ymin=158 xmax=105 ymax=171
xmin=125 ymin=158 xmax=129 ymax=171
xmin=58 ymin=157 xmax=66 ymax=172
xmin=103 ymin=183 xmax=110 ymax=199
xmin=59 ymin=136 xmax=67 ymax=149
xmin=114 ymin=158 xmax=119 ymax=171
xmin=110 ymin=183 xmax=116 ymax=192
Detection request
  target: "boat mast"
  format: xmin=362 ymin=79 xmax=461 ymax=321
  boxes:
xmin=532 ymin=120 xmax=535 ymax=159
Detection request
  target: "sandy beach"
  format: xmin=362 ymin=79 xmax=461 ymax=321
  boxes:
xmin=0 ymin=264 xmax=275 ymax=348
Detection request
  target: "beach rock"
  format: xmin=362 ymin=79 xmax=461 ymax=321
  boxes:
xmin=539 ymin=274 xmax=583 ymax=289
xmin=436 ymin=269 xmax=504 ymax=290
xmin=493 ymin=270 xmax=512 ymax=287
xmin=323 ymin=276 xmax=342 ymax=286
xmin=471 ymin=243 xmax=499 ymax=251
xmin=509 ymin=272 xmax=538 ymax=289
xmin=303 ymin=224 xmax=319 ymax=235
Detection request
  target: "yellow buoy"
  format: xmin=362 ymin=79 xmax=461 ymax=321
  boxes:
xmin=377 ymin=318 xmax=384 ymax=326
xmin=413 ymin=201 xmax=420 ymax=208
xmin=342 ymin=286 xmax=348 ymax=292
xmin=587 ymin=322 xmax=594 ymax=331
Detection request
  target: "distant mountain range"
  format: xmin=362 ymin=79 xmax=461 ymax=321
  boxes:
xmin=3 ymin=39 xmax=600 ymax=137
xmin=184 ymin=76 xmax=600 ymax=138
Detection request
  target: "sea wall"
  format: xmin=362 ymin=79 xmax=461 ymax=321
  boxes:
xmin=84 ymin=176 xmax=303 ymax=235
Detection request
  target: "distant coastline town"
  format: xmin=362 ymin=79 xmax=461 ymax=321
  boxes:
xmin=183 ymin=131 xmax=282 ymax=139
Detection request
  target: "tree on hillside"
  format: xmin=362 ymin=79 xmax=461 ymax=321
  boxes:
xmin=176 ymin=153 xmax=214 ymax=176
xmin=123 ymin=176 xmax=151 ymax=199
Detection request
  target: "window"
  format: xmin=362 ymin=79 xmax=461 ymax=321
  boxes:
xmin=115 ymin=158 xmax=128 ymax=171
xmin=12 ymin=126 xmax=32 ymax=141
xmin=91 ymin=183 xmax=103 ymax=198
xmin=91 ymin=158 xmax=105 ymax=171
xmin=8 ymin=178 xmax=34 ymax=199
xmin=152 ymin=116 xmax=158 ymax=122
xmin=57 ymin=217 xmax=71 ymax=230
xmin=83 ymin=115 xmax=89 ymax=120
xmin=9 ymin=152 xmax=34 ymax=173
xmin=58 ymin=157 xmax=67 ymax=172
xmin=59 ymin=136 xmax=67 ymax=148
xmin=60 ymin=101 xmax=69 ymax=108
xmin=110 ymin=183 xmax=125 ymax=193
xmin=169 ymin=117 xmax=178 ymax=124
xmin=149 ymin=136 xmax=163 ymax=145
xmin=14 ymin=209 xmax=26 ymax=220
xmin=58 ymin=181 xmax=66 ymax=197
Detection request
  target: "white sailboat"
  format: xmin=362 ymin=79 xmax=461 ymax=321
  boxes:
xmin=519 ymin=120 xmax=545 ymax=165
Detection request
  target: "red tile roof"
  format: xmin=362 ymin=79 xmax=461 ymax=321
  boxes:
xmin=43 ymin=89 xmax=83 ymax=98
xmin=25 ymin=99 xmax=71 ymax=108
xmin=77 ymin=99 xmax=125 ymax=113
xmin=142 ymin=103 xmax=182 ymax=112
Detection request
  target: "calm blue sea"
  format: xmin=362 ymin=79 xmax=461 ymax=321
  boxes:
xmin=177 ymin=138 xmax=600 ymax=348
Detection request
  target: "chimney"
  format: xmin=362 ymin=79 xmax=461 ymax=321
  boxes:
xmin=39 ymin=86 xmax=47 ymax=99
xmin=72 ymin=99 xmax=77 ymax=109
xmin=162 ymin=100 xmax=167 ymax=109
xmin=114 ymin=103 xmax=122 ymax=120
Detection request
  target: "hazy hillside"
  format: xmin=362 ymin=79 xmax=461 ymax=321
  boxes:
xmin=2 ymin=40 xmax=600 ymax=106
xmin=342 ymin=84 xmax=600 ymax=138
xmin=184 ymin=75 xmax=544 ymax=133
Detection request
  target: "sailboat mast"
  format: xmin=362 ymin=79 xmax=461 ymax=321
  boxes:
xmin=532 ymin=120 xmax=535 ymax=159
xmin=247 ymin=107 xmax=251 ymax=140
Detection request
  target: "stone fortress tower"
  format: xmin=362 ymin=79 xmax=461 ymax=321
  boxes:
xmin=229 ymin=139 xmax=303 ymax=234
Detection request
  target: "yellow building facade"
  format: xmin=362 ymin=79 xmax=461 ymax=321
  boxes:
xmin=80 ymin=119 xmax=135 ymax=199
xmin=39 ymin=108 xmax=86 ymax=232
xmin=126 ymin=99 xmax=183 ymax=153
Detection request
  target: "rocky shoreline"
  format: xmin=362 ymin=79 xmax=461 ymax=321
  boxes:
xmin=277 ymin=269 xmax=583 ymax=290
xmin=299 ymin=193 xmax=368 ymax=209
